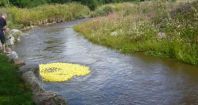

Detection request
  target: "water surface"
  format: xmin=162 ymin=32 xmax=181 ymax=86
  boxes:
xmin=15 ymin=20 xmax=198 ymax=105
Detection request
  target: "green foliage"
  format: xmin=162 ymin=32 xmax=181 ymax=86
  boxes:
xmin=9 ymin=0 xmax=47 ymax=8
xmin=75 ymin=0 xmax=198 ymax=65
xmin=6 ymin=0 xmax=146 ymax=10
xmin=0 ymin=0 xmax=10 ymax=7
xmin=92 ymin=3 xmax=136 ymax=16
xmin=0 ymin=55 xmax=33 ymax=105
xmin=3 ymin=3 xmax=90 ymax=28
xmin=92 ymin=5 xmax=113 ymax=16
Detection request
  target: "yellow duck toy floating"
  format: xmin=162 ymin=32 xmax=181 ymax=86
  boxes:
xmin=39 ymin=63 xmax=90 ymax=82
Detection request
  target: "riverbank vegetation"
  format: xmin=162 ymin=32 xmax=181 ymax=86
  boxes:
xmin=0 ymin=54 xmax=33 ymax=105
xmin=74 ymin=0 xmax=198 ymax=65
xmin=1 ymin=0 xmax=145 ymax=10
xmin=0 ymin=3 xmax=90 ymax=29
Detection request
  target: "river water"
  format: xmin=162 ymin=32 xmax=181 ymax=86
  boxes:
xmin=15 ymin=20 xmax=198 ymax=105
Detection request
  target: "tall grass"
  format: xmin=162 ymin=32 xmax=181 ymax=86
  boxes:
xmin=75 ymin=0 xmax=198 ymax=65
xmin=91 ymin=3 xmax=137 ymax=17
xmin=0 ymin=3 xmax=90 ymax=29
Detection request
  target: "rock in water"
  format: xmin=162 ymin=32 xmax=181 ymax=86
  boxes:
xmin=7 ymin=51 xmax=19 ymax=60
xmin=6 ymin=35 xmax=15 ymax=46
xmin=9 ymin=29 xmax=23 ymax=43
xmin=33 ymin=91 xmax=67 ymax=105
xmin=20 ymin=64 xmax=67 ymax=105
xmin=14 ymin=59 xmax=25 ymax=66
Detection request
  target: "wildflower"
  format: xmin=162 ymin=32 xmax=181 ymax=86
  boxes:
xmin=110 ymin=31 xmax=118 ymax=36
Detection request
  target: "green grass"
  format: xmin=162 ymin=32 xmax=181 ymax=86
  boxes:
xmin=0 ymin=54 xmax=33 ymax=105
xmin=0 ymin=3 xmax=90 ymax=29
xmin=74 ymin=0 xmax=198 ymax=65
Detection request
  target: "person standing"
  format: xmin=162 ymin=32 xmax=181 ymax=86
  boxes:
xmin=0 ymin=13 xmax=7 ymax=53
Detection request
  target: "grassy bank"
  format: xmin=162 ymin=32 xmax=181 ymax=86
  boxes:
xmin=0 ymin=54 xmax=33 ymax=105
xmin=0 ymin=3 xmax=90 ymax=29
xmin=74 ymin=0 xmax=198 ymax=65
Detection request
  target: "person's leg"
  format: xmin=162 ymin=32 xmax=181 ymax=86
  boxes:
xmin=0 ymin=41 xmax=2 ymax=51
xmin=2 ymin=44 xmax=6 ymax=53
xmin=0 ymin=33 xmax=6 ymax=53
xmin=0 ymin=41 xmax=6 ymax=53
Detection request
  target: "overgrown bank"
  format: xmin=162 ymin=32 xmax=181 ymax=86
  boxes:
xmin=74 ymin=0 xmax=198 ymax=65
xmin=0 ymin=54 xmax=33 ymax=105
xmin=0 ymin=3 xmax=90 ymax=29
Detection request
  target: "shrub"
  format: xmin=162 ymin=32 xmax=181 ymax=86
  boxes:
xmin=1 ymin=3 xmax=90 ymax=28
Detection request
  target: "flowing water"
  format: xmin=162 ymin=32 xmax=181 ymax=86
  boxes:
xmin=15 ymin=20 xmax=198 ymax=105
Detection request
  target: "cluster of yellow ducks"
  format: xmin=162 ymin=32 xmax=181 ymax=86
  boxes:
xmin=39 ymin=63 xmax=90 ymax=82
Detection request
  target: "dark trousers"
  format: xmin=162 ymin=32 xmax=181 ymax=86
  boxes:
xmin=0 ymin=31 xmax=5 ymax=44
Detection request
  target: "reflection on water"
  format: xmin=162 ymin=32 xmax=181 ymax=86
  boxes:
xmin=15 ymin=19 xmax=198 ymax=105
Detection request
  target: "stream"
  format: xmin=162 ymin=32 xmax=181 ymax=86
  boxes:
xmin=15 ymin=19 xmax=198 ymax=105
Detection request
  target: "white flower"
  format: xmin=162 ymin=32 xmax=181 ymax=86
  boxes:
xmin=110 ymin=31 xmax=118 ymax=36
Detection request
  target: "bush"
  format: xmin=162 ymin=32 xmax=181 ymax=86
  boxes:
xmin=9 ymin=0 xmax=47 ymax=8
xmin=2 ymin=3 xmax=90 ymax=28
xmin=92 ymin=3 xmax=136 ymax=17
